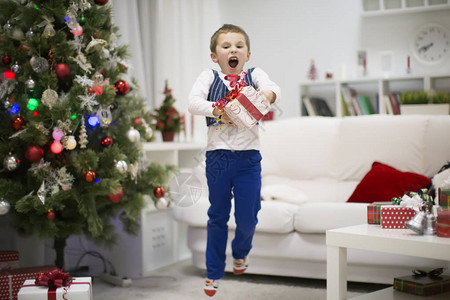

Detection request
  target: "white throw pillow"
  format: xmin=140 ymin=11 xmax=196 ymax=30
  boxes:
xmin=261 ymin=184 xmax=309 ymax=205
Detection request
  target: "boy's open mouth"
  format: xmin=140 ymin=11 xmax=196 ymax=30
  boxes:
xmin=229 ymin=57 xmax=238 ymax=68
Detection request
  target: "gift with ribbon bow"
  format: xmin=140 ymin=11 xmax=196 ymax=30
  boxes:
xmin=393 ymin=268 xmax=450 ymax=296
xmin=18 ymin=274 xmax=92 ymax=300
xmin=212 ymin=73 xmax=271 ymax=129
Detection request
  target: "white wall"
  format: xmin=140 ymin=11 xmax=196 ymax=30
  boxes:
xmin=215 ymin=0 xmax=450 ymax=118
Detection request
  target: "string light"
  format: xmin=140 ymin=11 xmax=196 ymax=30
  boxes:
xmin=27 ymin=98 xmax=39 ymax=110
xmin=87 ymin=115 xmax=100 ymax=127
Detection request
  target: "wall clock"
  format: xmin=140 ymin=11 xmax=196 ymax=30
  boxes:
xmin=412 ymin=23 xmax=450 ymax=65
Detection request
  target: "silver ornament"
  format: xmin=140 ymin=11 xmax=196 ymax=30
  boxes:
xmin=25 ymin=78 xmax=36 ymax=90
xmin=155 ymin=197 xmax=168 ymax=210
xmin=11 ymin=62 xmax=20 ymax=74
xmin=0 ymin=199 xmax=11 ymax=215
xmin=3 ymin=155 xmax=19 ymax=171
xmin=3 ymin=22 xmax=12 ymax=32
xmin=30 ymin=57 xmax=49 ymax=73
xmin=126 ymin=128 xmax=140 ymax=143
xmin=25 ymin=28 xmax=35 ymax=39
xmin=115 ymin=160 xmax=128 ymax=173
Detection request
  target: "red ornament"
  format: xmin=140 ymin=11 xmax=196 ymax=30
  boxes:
xmin=101 ymin=137 xmax=113 ymax=147
xmin=54 ymin=63 xmax=71 ymax=80
xmin=47 ymin=211 xmax=55 ymax=220
xmin=88 ymin=86 xmax=103 ymax=95
xmin=2 ymin=55 xmax=11 ymax=65
xmin=11 ymin=116 xmax=26 ymax=130
xmin=94 ymin=0 xmax=109 ymax=5
xmin=84 ymin=170 xmax=96 ymax=182
xmin=132 ymin=117 xmax=144 ymax=126
xmin=154 ymin=186 xmax=165 ymax=198
xmin=108 ymin=187 xmax=124 ymax=203
xmin=25 ymin=145 xmax=44 ymax=163
xmin=114 ymin=80 xmax=129 ymax=96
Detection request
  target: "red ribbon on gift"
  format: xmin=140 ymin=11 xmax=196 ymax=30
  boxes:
xmin=235 ymin=92 xmax=264 ymax=121
xmin=35 ymin=268 xmax=73 ymax=300
xmin=212 ymin=73 xmax=248 ymax=110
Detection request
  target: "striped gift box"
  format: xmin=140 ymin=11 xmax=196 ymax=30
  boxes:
xmin=439 ymin=188 xmax=450 ymax=208
xmin=367 ymin=202 xmax=389 ymax=225
xmin=394 ymin=274 xmax=450 ymax=296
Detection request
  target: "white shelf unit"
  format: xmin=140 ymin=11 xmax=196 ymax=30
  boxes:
xmin=68 ymin=142 xmax=206 ymax=278
xmin=137 ymin=142 xmax=205 ymax=275
xmin=361 ymin=0 xmax=450 ymax=16
xmin=299 ymin=73 xmax=450 ymax=117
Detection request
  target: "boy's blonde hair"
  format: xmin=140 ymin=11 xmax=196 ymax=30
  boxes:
xmin=210 ymin=24 xmax=250 ymax=53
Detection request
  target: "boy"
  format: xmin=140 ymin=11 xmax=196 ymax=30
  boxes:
xmin=188 ymin=24 xmax=281 ymax=297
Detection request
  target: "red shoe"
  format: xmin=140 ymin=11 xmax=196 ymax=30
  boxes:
xmin=204 ymin=278 xmax=219 ymax=297
xmin=233 ymin=256 xmax=248 ymax=275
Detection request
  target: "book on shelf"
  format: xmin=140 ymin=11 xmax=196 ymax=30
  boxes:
xmin=341 ymin=85 xmax=376 ymax=116
xmin=383 ymin=95 xmax=394 ymax=114
xmin=341 ymin=85 xmax=357 ymax=116
xmin=302 ymin=97 xmax=333 ymax=116
xmin=358 ymin=95 xmax=376 ymax=114
xmin=389 ymin=92 xmax=401 ymax=115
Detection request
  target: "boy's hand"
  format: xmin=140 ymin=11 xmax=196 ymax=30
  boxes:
xmin=259 ymin=90 xmax=276 ymax=105
xmin=213 ymin=107 xmax=234 ymax=126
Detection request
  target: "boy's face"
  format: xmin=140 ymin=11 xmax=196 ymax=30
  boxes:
xmin=211 ymin=32 xmax=251 ymax=75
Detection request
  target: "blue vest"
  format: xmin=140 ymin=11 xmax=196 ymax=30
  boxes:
xmin=206 ymin=68 xmax=256 ymax=126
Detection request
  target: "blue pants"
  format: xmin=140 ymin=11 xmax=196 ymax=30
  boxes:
xmin=205 ymin=150 xmax=262 ymax=280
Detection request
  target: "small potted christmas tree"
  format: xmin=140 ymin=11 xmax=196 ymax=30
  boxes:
xmin=154 ymin=80 xmax=182 ymax=141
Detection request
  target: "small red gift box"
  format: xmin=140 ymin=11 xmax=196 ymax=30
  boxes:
xmin=224 ymin=86 xmax=270 ymax=129
xmin=0 ymin=265 xmax=55 ymax=300
xmin=0 ymin=251 xmax=19 ymax=271
xmin=381 ymin=205 xmax=416 ymax=229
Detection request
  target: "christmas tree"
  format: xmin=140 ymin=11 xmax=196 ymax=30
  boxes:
xmin=0 ymin=0 xmax=176 ymax=269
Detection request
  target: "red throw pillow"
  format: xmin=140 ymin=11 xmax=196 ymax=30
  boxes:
xmin=346 ymin=161 xmax=431 ymax=203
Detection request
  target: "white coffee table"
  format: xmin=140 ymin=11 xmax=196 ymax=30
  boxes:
xmin=326 ymin=224 xmax=450 ymax=300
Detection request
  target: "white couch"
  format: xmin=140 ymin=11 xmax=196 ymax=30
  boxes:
xmin=173 ymin=115 xmax=450 ymax=284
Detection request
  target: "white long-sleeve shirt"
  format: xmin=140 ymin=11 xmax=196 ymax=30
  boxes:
xmin=188 ymin=67 xmax=281 ymax=151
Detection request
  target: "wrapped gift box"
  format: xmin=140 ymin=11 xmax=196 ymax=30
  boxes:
xmin=381 ymin=205 xmax=416 ymax=229
xmin=394 ymin=274 xmax=450 ymax=296
xmin=0 ymin=265 xmax=55 ymax=300
xmin=18 ymin=277 xmax=92 ymax=300
xmin=0 ymin=251 xmax=19 ymax=271
xmin=367 ymin=202 xmax=390 ymax=224
xmin=439 ymin=188 xmax=450 ymax=208
xmin=224 ymin=86 xmax=270 ymax=129
xmin=437 ymin=209 xmax=450 ymax=238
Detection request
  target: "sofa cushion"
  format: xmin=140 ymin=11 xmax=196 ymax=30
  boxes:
xmin=172 ymin=195 xmax=298 ymax=234
xmin=260 ymin=117 xmax=340 ymax=180
xmin=261 ymin=184 xmax=309 ymax=204
xmin=336 ymin=115 xmax=428 ymax=181
xmin=294 ymin=202 xmax=368 ymax=233
xmin=346 ymin=161 xmax=431 ymax=203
